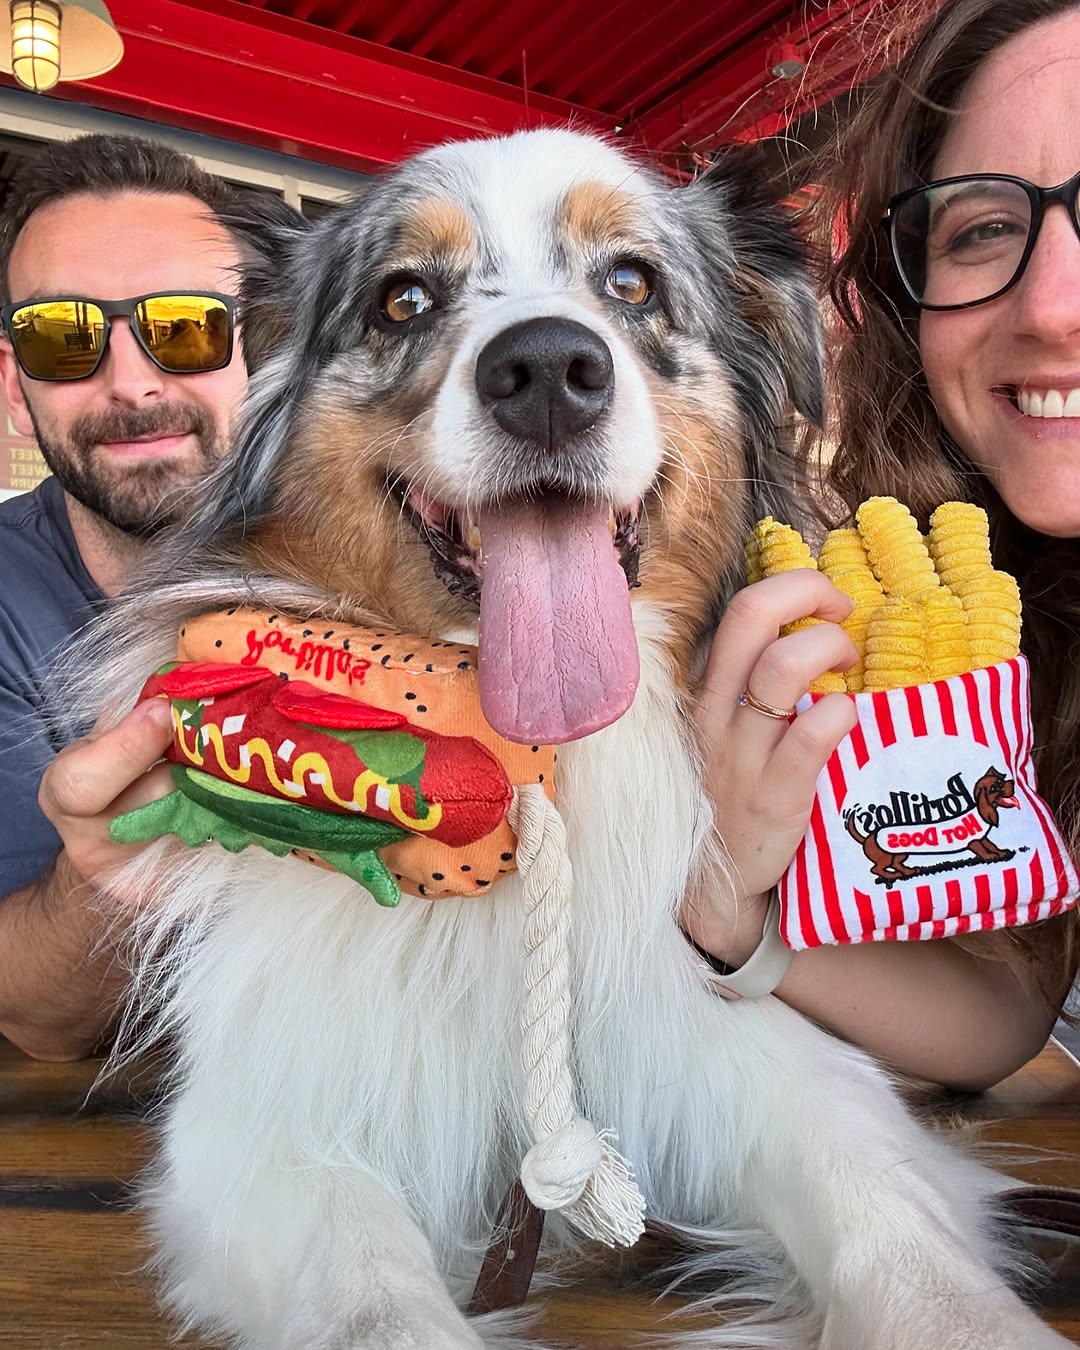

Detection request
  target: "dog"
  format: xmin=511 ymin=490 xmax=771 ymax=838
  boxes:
xmin=847 ymin=765 xmax=1019 ymax=882
xmin=969 ymin=767 xmax=1021 ymax=861
xmin=154 ymin=308 xmax=230 ymax=370
xmin=78 ymin=129 xmax=1070 ymax=1350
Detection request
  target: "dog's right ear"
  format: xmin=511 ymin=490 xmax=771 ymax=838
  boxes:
xmin=219 ymin=196 xmax=312 ymax=373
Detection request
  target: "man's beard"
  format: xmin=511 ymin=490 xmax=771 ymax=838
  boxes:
xmin=27 ymin=399 xmax=225 ymax=539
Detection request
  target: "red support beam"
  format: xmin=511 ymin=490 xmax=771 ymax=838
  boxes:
xmin=577 ymin=20 xmax=773 ymax=119
xmin=4 ymin=0 xmax=611 ymax=174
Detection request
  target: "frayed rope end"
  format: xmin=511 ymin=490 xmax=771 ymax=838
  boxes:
xmin=519 ymin=1117 xmax=646 ymax=1248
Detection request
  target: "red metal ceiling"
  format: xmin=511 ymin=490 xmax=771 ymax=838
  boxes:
xmin=6 ymin=0 xmax=933 ymax=175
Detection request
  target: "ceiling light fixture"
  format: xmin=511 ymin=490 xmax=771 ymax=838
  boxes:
xmin=1 ymin=0 xmax=123 ymax=96
xmin=769 ymin=42 xmax=804 ymax=80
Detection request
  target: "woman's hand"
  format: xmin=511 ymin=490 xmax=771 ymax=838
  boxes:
xmin=685 ymin=570 xmax=859 ymax=965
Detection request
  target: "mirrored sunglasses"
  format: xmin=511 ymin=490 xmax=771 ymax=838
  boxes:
xmin=0 ymin=291 xmax=236 ymax=381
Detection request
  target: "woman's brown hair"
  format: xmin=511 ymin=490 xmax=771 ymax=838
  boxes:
xmin=808 ymin=0 xmax=1080 ymax=1002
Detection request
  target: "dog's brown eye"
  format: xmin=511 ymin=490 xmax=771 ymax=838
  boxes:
xmin=605 ymin=264 xmax=651 ymax=306
xmin=382 ymin=279 xmax=435 ymax=322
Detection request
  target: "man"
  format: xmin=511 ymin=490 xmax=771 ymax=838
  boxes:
xmin=0 ymin=134 xmax=258 ymax=1060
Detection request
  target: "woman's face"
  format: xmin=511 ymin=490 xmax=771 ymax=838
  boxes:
xmin=919 ymin=11 xmax=1080 ymax=537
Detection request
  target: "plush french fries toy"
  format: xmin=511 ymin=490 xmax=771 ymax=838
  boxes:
xmin=751 ymin=499 xmax=1078 ymax=947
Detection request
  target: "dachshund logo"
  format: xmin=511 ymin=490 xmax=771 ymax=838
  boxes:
xmin=844 ymin=767 xmax=1018 ymax=883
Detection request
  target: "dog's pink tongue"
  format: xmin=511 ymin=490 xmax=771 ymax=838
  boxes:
xmin=478 ymin=498 xmax=639 ymax=744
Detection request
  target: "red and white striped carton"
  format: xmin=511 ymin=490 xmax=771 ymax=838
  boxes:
xmin=778 ymin=656 xmax=1080 ymax=950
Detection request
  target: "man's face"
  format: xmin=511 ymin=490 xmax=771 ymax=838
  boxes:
xmin=0 ymin=190 xmax=248 ymax=535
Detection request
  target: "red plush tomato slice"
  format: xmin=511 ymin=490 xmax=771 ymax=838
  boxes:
xmin=157 ymin=662 xmax=276 ymax=699
xmin=271 ymin=680 xmax=408 ymax=731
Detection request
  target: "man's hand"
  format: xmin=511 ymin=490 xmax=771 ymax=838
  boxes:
xmin=0 ymin=698 xmax=176 ymax=1060
xmin=38 ymin=696 xmax=176 ymax=890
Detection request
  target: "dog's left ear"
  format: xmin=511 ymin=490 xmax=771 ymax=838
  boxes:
xmin=686 ymin=145 xmax=825 ymax=428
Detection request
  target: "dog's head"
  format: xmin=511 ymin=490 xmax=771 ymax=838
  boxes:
xmin=974 ymin=766 xmax=1018 ymax=826
xmin=202 ymin=129 xmax=822 ymax=744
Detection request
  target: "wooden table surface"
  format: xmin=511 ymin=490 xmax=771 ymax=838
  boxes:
xmin=2 ymin=1035 xmax=1079 ymax=1348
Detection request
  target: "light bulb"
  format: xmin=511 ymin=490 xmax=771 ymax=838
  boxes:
xmin=10 ymin=0 xmax=61 ymax=94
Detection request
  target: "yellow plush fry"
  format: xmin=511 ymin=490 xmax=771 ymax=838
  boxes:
xmin=804 ymin=549 xmax=856 ymax=691
xmin=818 ymin=528 xmax=870 ymax=579
xmin=863 ymin=597 xmax=928 ymax=690
xmin=826 ymin=565 xmax=886 ymax=693
xmin=757 ymin=521 xmax=819 ymax=637
xmin=760 ymin=522 xmax=816 ymax=577
xmin=825 ymin=565 xmax=885 ymax=606
xmin=928 ymin=502 xmax=993 ymax=592
xmin=751 ymin=517 xmax=846 ymax=689
xmin=745 ymin=516 xmax=773 ymax=585
xmin=923 ymin=589 xmax=970 ymax=681
xmin=809 ymin=670 xmax=848 ymax=694
xmin=952 ymin=569 xmax=1022 ymax=666
xmin=856 ymin=496 xmax=940 ymax=599
xmin=930 ymin=503 xmax=1021 ymax=665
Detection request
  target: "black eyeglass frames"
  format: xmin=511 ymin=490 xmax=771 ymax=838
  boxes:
xmin=882 ymin=168 xmax=1080 ymax=310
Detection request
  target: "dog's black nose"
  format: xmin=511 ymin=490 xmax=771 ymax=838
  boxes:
xmin=475 ymin=317 xmax=614 ymax=447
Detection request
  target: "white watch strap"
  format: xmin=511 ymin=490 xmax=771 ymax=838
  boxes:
xmin=710 ymin=893 xmax=795 ymax=1000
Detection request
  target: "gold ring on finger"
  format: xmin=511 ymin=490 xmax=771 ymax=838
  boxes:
xmin=737 ymin=688 xmax=795 ymax=721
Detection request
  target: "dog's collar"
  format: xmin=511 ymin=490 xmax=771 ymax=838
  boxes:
xmin=116 ymin=607 xmax=557 ymax=905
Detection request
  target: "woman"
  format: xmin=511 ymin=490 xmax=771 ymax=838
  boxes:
xmin=688 ymin=0 xmax=1080 ymax=1091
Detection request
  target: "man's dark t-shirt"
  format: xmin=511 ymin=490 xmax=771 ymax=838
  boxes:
xmin=0 ymin=477 xmax=102 ymax=896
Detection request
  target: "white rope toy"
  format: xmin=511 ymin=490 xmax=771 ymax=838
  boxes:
xmin=510 ymin=783 xmax=646 ymax=1247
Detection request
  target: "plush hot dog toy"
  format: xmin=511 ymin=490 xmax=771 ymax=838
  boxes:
xmin=111 ymin=609 xmax=556 ymax=906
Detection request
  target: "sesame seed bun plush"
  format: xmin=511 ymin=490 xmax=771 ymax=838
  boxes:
xmin=113 ymin=609 xmax=556 ymax=904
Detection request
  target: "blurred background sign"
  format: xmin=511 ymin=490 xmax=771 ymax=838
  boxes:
xmin=0 ymin=392 xmax=45 ymax=499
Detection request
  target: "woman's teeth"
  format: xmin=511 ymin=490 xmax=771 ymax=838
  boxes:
xmin=1016 ymin=387 xmax=1080 ymax=417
